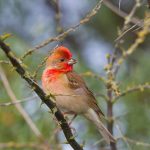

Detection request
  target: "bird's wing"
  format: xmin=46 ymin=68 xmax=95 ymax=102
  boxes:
xmin=66 ymin=71 xmax=104 ymax=117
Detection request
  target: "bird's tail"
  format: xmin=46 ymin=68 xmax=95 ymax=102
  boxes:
xmin=84 ymin=108 xmax=116 ymax=144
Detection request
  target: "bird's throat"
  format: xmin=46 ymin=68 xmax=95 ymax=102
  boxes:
xmin=43 ymin=66 xmax=73 ymax=81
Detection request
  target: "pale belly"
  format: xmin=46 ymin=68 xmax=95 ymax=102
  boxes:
xmin=55 ymin=94 xmax=89 ymax=113
xmin=42 ymin=74 xmax=89 ymax=113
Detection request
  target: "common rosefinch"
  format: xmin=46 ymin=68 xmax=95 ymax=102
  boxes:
xmin=42 ymin=46 xmax=115 ymax=143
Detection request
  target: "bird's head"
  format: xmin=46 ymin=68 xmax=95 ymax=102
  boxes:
xmin=46 ymin=46 xmax=77 ymax=72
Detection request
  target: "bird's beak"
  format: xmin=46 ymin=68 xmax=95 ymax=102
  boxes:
xmin=68 ymin=58 xmax=77 ymax=65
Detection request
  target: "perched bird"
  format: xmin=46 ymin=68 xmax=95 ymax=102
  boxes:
xmin=42 ymin=46 xmax=115 ymax=143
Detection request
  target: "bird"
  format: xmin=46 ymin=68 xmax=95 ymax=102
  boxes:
xmin=42 ymin=46 xmax=115 ymax=143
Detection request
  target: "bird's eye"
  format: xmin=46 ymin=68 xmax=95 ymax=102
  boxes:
xmin=60 ymin=58 xmax=65 ymax=62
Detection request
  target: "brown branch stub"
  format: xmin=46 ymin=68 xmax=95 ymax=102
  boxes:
xmin=0 ymin=39 xmax=83 ymax=150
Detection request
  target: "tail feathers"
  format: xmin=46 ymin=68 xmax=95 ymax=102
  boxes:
xmin=96 ymin=120 xmax=116 ymax=144
xmin=84 ymin=108 xmax=116 ymax=144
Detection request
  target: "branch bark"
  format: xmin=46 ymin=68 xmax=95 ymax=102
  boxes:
xmin=21 ymin=0 xmax=103 ymax=59
xmin=0 ymin=39 xmax=83 ymax=150
xmin=0 ymin=65 xmax=42 ymax=138
xmin=107 ymin=84 xmax=117 ymax=150
xmin=103 ymin=0 xmax=142 ymax=26
xmin=113 ymin=83 xmax=150 ymax=102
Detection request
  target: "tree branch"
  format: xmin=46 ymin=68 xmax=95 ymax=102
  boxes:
xmin=103 ymin=0 xmax=143 ymax=26
xmin=0 ymin=65 xmax=42 ymax=139
xmin=21 ymin=0 xmax=103 ymax=60
xmin=0 ymin=142 xmax=46 ymax=150
xmin=0 ymin=95 xmax=37 ymax=107
xmin=113 ymin=83 xmax=150 ymax=102
xmin=0 ymin=39 xmax=83 ymax=150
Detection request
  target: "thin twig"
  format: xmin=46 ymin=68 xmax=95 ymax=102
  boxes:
xmin=124 ymin=137 xmax=150 ymax=147
xmin=124 ymin=0 xmax=140 ymax=28
xmin=114 ymin=23 xmax=138 ymax=42
xmin=113 ymin=83 xmax=150 ymax=102
xmin=0 ymin=142 xmax=46 ymax=150
xmin=115 ymin=121 xmax=132 ymax=150
xmin=115 ymin=13 xmax=150 ymax=75
xmin=53 ymin=0 xmax=63 ymax=34
xmin=115 ymin=0 xmax=141 ymax=42
xmin=103 ymin=0 xmax=143 ymax=26
xmin=32 ymin=55 xmax=49 ymax=80
xmin=0 ymin=95 xmax=37 ymax=107
xmin=21 ymin=0 xmax=103 ymax=60
xmin=0 ymin=60 xmax=10 ymax=64
xmin=147 ymin=0 xmax=150 ymax=8
xmin=95 ymin=93 xmax=109 ymax=101
xmin=80 ymin=71 xmax=106 ymax=83
xmin=0 ymin=65 xmax=43 ymax=138
xmin=117 ymin=136 xmax=150 ymax=148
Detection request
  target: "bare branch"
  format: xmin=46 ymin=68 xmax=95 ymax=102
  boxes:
xmin=0 ymin=60 xmax=10 ymax=64
xmin=147 ymin=0 xmax=150 ymax=8
xmin=115 ymin=13 xmax=150 ymax=75
xmin=115 ymin=0 xmax=141 ymax=42
xmin=113 ymin=83 xmax=150 ymax=102
xmin=48 ymin=0 xmax=63 ymax=34
xmin=0 ymin=95 xmax=37 ymax=107
xmin=115 ymin=122 xmax=132 ymax=150
xmin=0 ymin=142 xmax=46 ymax=150
xmin=21 ymin=0 xmax=103 ymax=60
xmin=80 ymin=71 xmax=106 ymax=83
xmin=0 ymin=65 xmax=42 ymax=138
xmin=117 ymin=136 xmax=150 ymax=148
xmin=124 ymin=0 xmax=140 ymax=28
xmin=124 ymin=137 xmax=150 ymax=147
xmin=103 ymin=0 xmax=143 ymax=26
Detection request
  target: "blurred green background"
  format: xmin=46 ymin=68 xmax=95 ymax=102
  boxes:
xmin=0 ymin=0 xmax=150 ymax=150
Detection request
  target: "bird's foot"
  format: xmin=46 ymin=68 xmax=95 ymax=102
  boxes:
xmin=53 ymin=111 xmax=77 ymax=134
xmin=54 ymin=124 xmax=77 ymax=135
